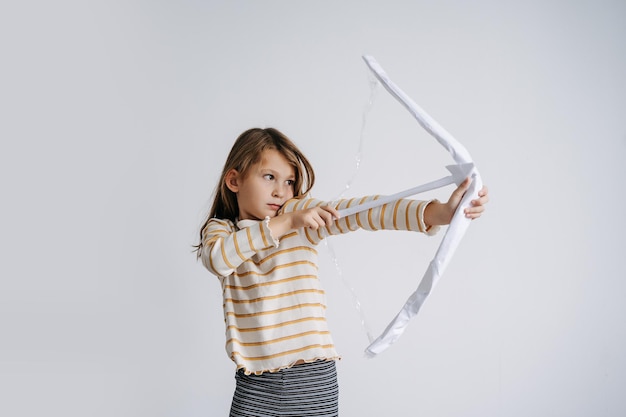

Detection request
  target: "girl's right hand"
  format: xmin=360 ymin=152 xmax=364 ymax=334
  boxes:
xmin=289 ymin=205 xmax=340 ymax=230
xmin=268 ymin=205 xmax=340 ymax=240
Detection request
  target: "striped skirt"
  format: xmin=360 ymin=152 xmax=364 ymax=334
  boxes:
xmin=229 ymin=360 xmax=339 ymax=417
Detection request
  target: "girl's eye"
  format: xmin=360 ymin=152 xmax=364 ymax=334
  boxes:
xmin=286 ymin=180 xmax=294 ymax=186
xmin=264 ymin=174 xmax=274 ymax=181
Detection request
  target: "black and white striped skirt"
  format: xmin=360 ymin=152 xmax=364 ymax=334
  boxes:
xmin=229 ymin=360 xmax=339 ymax=417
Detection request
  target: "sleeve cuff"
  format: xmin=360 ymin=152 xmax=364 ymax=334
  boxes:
xmin=419 ymin=199 xmax=441 ymax=236
xmin=263 ymin=216 xmax=280 ymax=248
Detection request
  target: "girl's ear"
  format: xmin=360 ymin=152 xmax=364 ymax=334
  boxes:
xmin=225 ymin=169 xmax=240 ymax=193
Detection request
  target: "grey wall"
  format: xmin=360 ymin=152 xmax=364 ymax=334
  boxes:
xmin=2 ymin=1 xmax=625 ymax=416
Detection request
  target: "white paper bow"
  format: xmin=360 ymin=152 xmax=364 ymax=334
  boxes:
xmin=340 ymin=56 xmax=483 ymax=357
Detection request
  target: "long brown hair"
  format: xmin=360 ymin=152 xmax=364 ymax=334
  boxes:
xmin=194 ymin=127 xmax=315 ymax=257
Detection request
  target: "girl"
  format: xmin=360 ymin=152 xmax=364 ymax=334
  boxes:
xmin=195 ymin=127 xmax=488 ymax=417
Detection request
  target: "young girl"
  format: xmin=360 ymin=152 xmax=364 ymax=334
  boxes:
xmin=195 ymin=127 xmax=488 ymax=417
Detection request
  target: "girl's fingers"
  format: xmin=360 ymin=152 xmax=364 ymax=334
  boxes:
xmin=318 ymin=206 xmax=339 ymax=225
xmin=464 ymin=203 xmax=485 ymax=218
xmin=445 ymin=177 xmax=471 ymax=215
xmin=450 ymin=177 xmax=471 ymax=202
xmin=477 ymin=186 xmax=489 ymax=202
xmin=304 ymin=207 xmax=336 ymax=229
xmin=322 ymin=205 xmax=340 ymax=220
xmin=470 ymin=186 xmax=489 ymax=207
xmin=455 ymin=177 xmax=471 ymax=193
xmin=472 ymin=196 xmax=489 ymax=207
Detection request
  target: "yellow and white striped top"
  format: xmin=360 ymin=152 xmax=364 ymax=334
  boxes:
xmin=201 ymin=196 xmax=439 ymax=375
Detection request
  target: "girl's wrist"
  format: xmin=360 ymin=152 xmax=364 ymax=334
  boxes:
xmin=424 ymin=200 xmax=452 ymax=226
xmin=267 ymin=212 xmax=293 ymax=239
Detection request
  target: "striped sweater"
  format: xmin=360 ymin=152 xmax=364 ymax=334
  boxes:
xmin=201 ymin=195 xmax=439 ymax=375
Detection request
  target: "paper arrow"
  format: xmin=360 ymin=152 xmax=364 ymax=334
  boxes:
xmin=337 ymin=162 xmax=474 ymax=218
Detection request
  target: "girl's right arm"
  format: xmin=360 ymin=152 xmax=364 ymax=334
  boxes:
xmin=200 ymin=218 xmax=278 ymax=277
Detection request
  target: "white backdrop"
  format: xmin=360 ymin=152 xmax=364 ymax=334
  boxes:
xmin=2 ymin=1 xmax=625 ymax=416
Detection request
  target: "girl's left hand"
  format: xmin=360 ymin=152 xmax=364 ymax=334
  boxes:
xmin=424 ymin=177 xmax=489 ymax=226
xmin=446 ymin=177 xmax=490 ymax=220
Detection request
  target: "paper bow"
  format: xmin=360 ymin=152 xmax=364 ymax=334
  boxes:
xmin=342 ymin=56 xmax=483 ymax=357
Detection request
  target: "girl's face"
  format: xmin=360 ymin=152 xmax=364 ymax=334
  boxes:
xmin=226 ymin=149 xmax=296 ymax=221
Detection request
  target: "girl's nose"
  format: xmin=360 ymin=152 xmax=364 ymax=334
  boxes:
xmin=273 ymin=182 xmax=292 ymax=198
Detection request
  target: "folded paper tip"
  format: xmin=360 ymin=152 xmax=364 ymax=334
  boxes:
xmin=446 ymin=162 xmax=475 ymax=186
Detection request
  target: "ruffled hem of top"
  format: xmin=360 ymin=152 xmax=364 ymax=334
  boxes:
xmin=237 ymin=355 xmax=342 ymax=376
